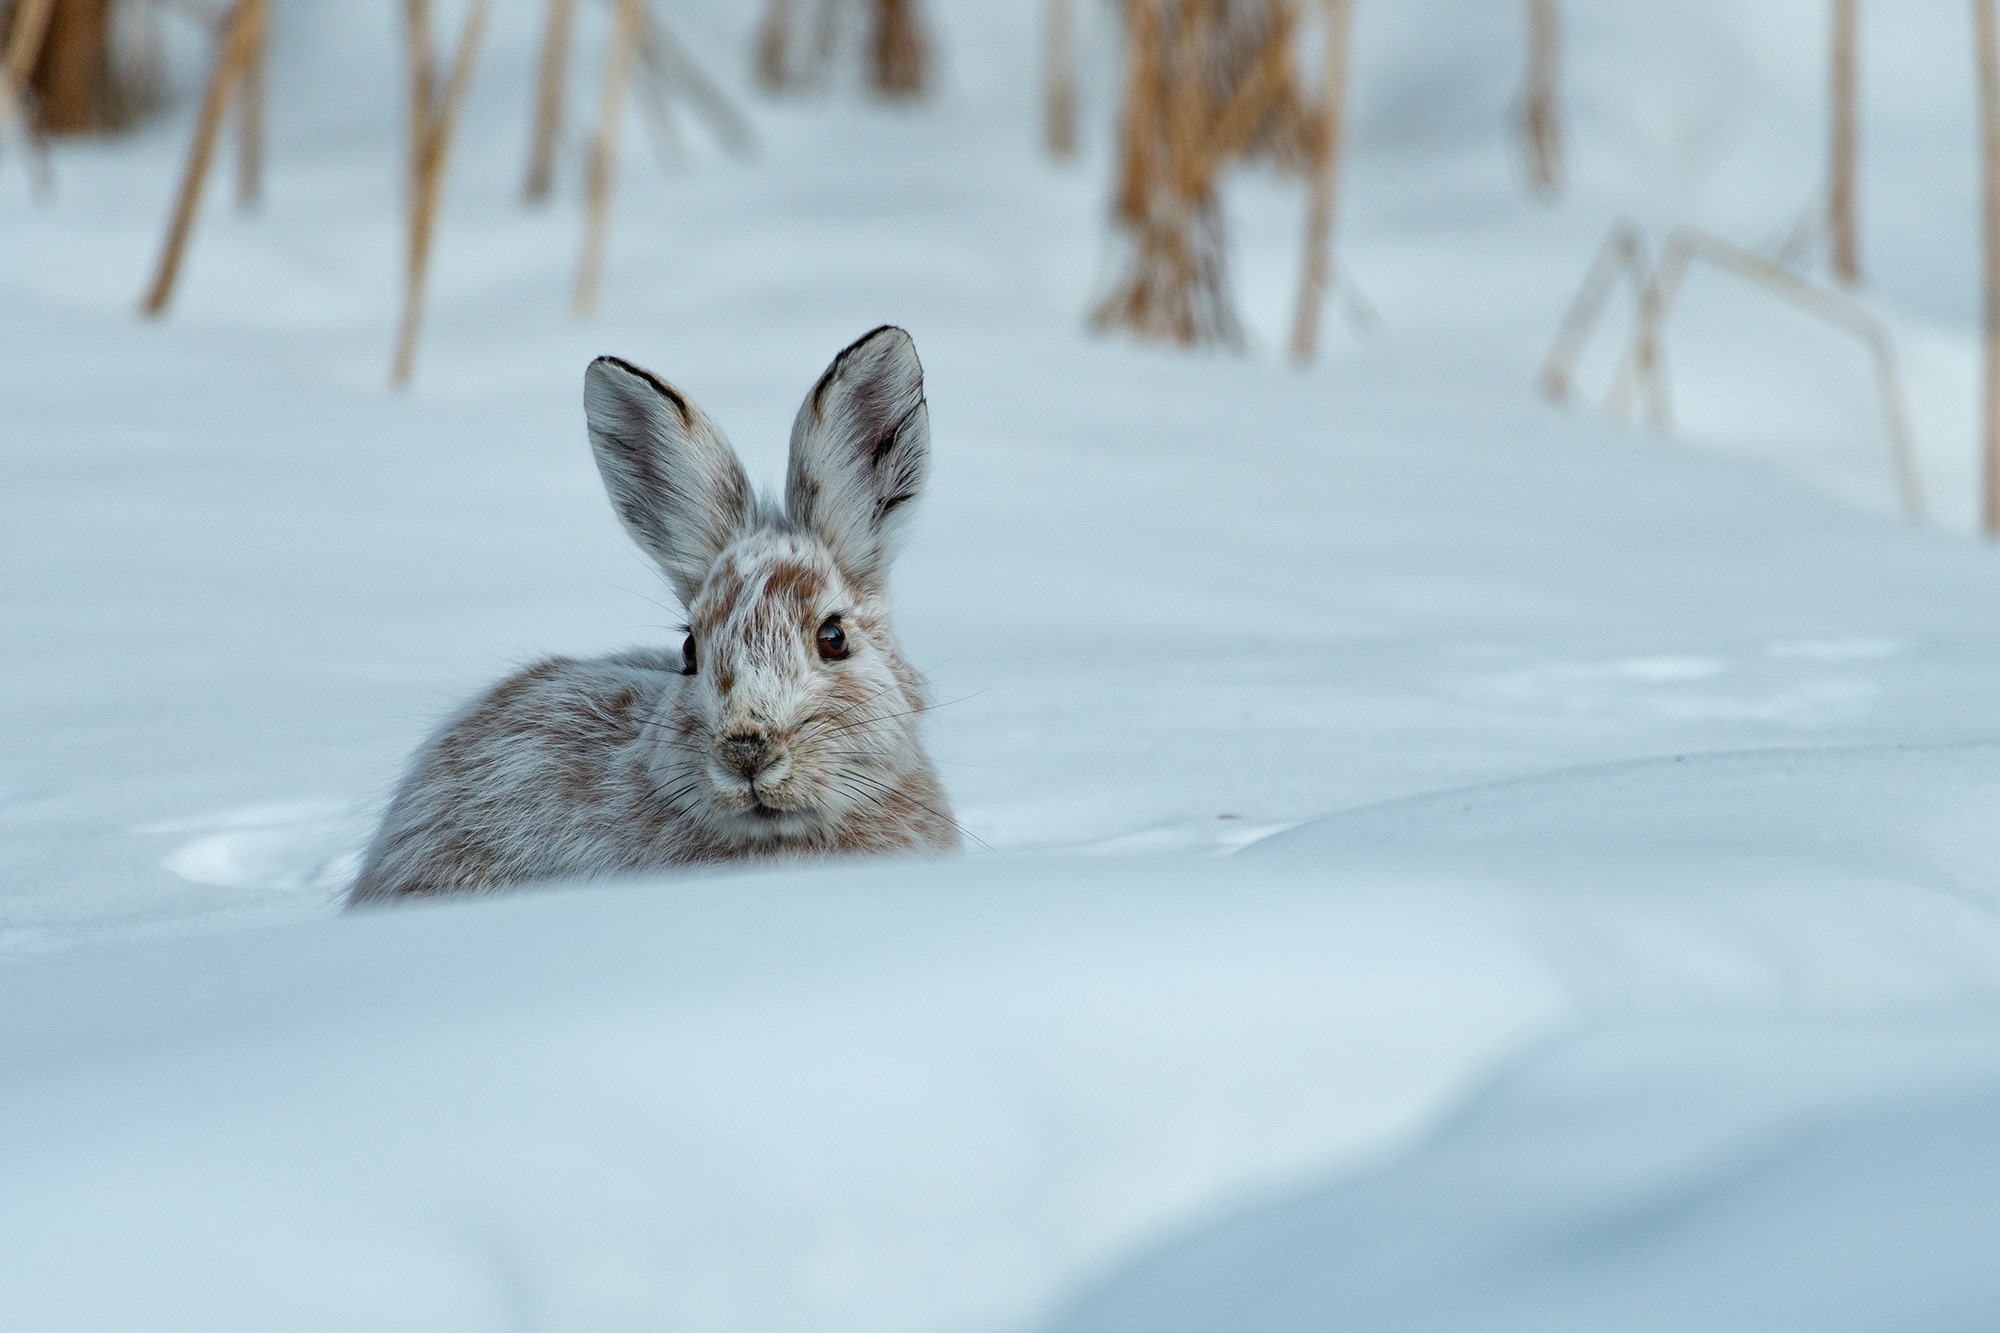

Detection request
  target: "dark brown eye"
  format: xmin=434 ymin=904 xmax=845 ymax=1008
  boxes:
xmin=816 ymin=616 xmax=849 ymax=661
xmin=679 ymin=634 xmax=698 ymax=675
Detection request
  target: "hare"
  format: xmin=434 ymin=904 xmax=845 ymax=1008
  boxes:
xmin=347 ymin=326 xmax=959 ymax=905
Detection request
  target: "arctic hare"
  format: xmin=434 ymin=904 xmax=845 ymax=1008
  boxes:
xmin=348 ymin=326 xmax=958 ymax=904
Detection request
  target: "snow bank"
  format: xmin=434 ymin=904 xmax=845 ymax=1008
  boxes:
xmin=1045 ymin=1015 xmax=2000 ymax=1333
xmin=0 ymin=856 xmax=1568 ymax=1333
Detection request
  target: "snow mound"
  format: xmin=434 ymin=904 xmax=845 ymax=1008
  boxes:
xmin=1042 ymin=1017 xmax=2000 ymax=1333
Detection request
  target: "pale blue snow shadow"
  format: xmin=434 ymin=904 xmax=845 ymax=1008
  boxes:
xmin=1036 ymin=1017 xmax=2000 ymax=1333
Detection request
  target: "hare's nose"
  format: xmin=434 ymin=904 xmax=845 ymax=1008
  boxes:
xmin=716 ymin=730 xmax=775 ymax=779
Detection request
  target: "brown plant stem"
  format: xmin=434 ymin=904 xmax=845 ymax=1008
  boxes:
xmin=1979 ymin=0 xmax=2000 ymax=536
xmin=1829 ymin=0 xmax=1860 ymax=284
xmin=1044 ymin=0 xmax=1077 ymax=158
xmin=234 ymin=0 xmax=264 ymax=208
xmin=391 ymin=0 xmax=489 ymax=387
xmin=574 ymin=0 xmax=641 ymax=316
xmin=755 ymin=0 xmax=794 ymax=89
xmin=1288 ymin=0 xmax=1352 ymax=363
xmin=869 ymin=0 xmax=929 ymax=99
xmin=140 ymin=0 xmax=258 ymax=316
xmin=0 ymin=0 xmax=57 ymax=150
xmin=637 ymin=7 xmax=755 ymax=157
xmin=1520 ymin=0 xmax=1563 ymax=197
xmin=524 ymin=0 xmax=577 ymax=203
xmin=31 ymin=0 xmax=112 ymax=132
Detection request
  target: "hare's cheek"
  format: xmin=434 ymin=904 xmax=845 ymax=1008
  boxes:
xmin=824 ymin=664 xmax=885 ymax=717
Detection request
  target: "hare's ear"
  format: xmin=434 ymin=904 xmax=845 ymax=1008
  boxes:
xmin=584 ymin=356 xmax=755 ymax=606
xmin=785 ymin=326 xmax=930 ymax=593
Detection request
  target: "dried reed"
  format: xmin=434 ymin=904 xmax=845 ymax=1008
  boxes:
xmin=524 ymin=0 xmax=578 ymax=202
xmin=869 ymin=0 xmax=928 ymax=99
xmin=755 ymin=0 xmax=795 ymax=90
xmin=1537 ymin=222 xmax=1660 ymax=415
xmin=1518 ymin=0 xmax=1563 ymax=198
xmin=755 ymin=0 xmax=931 ymax=100
xmin=233 ymin=0 xmax=262 ymax=208
xmin=139 ymin=0 xmax=261 ymax=316
xmin=1095 ymin=0 xmax=1311 ymax=348
xmin=3 ymin=0 xmax=57 ymax=87
xmin=573 ymin=0 xmax=640 ymax=317
xmin=637 ymin=9 xmax=755 ymax=156
xmin=1603 ymin=228 xmax=1923 ymax=524
xmin=1044 ymin=0 xmax=1077 ymax=158
xmin=1980 ymin=0 xmax=2000 ymax=536
xmin=529 ymin=1 xmax=749 ymax=204
xmin=1288 ymin=0 xmax=1351 ymax=363
xmin=32 ymin=0 xmax=109 ymax=131
xmin=390 ymin=0 xmax=488 ymax=387
xmin=1828 ymin=0 xmax=1859 ymax=285
xmin=0 ymin=0 xmax=56 ymax=156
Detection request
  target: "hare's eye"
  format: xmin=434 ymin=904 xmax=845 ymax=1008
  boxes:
xmin=816 ymin=616 xmax=849 ymax=662
xmin=679 ymin=634 xmax=698 ymax=676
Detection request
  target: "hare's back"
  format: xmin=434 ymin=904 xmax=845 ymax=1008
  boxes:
xmin=347 ymin=651 xmax=683 ymax=904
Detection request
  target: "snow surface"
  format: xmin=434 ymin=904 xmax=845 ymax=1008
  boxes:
xmin=5 ymin=0 xmax=2000 ymax=1328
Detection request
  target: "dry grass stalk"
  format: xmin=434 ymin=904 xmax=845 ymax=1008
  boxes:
xmin=1044 ymin=0 xmax=1077 ymax=158
xmin=30 ymin=0 xmax=109 ymax=131
xmin=1517 ymin=0 xmax=1563 ymax=198
xmin=1828 ymin=0 xmax=1859 ymax=285
xmin=573 ymin=0 xmax=640 ymax=317
xmin=1095 ymin=0 xmax=1312 ymax=348
xmin=1288 ymin=0 xmax=1351 ymax=363
xmin=755 ymin=0 xmax=795 ymax=89
xmin=807 ymin=0 xmax=843 ymax=82
xmin=0 ymin=0 xmax=57 ymax=158
xmin=524 ymin=0 xmax=578 ymax=202
xmin=139 ymin=0 xmax=260 ymax=316
xmin=391 ymin=0 xmax=489 ymax=387
xmin=232 ymin=0 xmax=262 ymax=208
xmin=1979 ymin=0 xmax=2000 ymax=536
xmin=756 ymin=0 xmax=839 ymax=93
xmin=528 ymin=1 xmax=749 ymax=204
xmin=30 ymin=0 xmax=162 ymax=130
xmin=868 ymin=0 xmax=929 ymax=99
xmin=755 ymin=0 xmax=932 ymax=100
xmin=3 ymin=0 xmax=58 ymax=85
xmin=1537 ymin=222 xmax=1661 ymax=415
xmin=1606 ymin=228 xmax=1923 ymax=525
xmin=630 ymin=14 xmax=682 ymax=169
xmin=636 ymin=8 xmax=755 ymax=157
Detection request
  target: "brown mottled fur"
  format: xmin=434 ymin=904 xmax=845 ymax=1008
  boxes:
xmin=349 ymin=328 xmax=959 ymax=906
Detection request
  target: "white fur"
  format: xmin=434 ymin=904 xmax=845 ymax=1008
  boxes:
xmin=348 ymin=327 xmax=958 ymax=906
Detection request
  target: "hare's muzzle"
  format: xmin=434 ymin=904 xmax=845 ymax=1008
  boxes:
xmin=716 ymin=729 xmax=778 ymax=780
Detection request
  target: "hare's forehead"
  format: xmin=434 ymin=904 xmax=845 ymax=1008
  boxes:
xmin=689 ymin=533 xmax=845 ymax=636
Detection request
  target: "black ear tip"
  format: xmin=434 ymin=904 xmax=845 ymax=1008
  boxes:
xmin=585 ymin=355 xmax=690 ymax=421
xmin=586 ymin=354 xmax=645 ymax=383
xmin=840 ymin=325 xmax=918 ymax=363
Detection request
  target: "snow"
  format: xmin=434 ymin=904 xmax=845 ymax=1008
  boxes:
xmin=1045 ymin=1016 xmax=2000 ymax=1333
xmin=5 ymin=0 xmax=2000 ymax=1327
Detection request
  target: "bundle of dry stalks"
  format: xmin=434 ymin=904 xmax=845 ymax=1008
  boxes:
xmin=754 ymin=0 xmax=932 ymax=101
xmin=522 ymin=0 xmax=752 ymax=317
xmin=1093 ymin=0 xmax=1322 ymax=349
xmin=1540 ymin=221 xmax=1924 ymax=527
xmin=526 ymin=0 xmax=751 ymax=205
